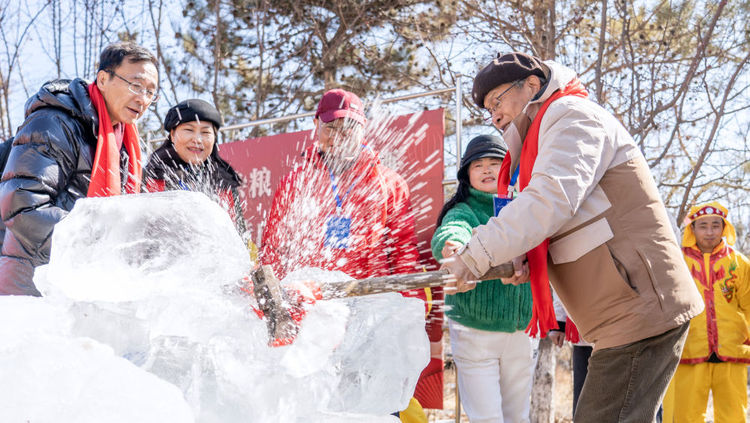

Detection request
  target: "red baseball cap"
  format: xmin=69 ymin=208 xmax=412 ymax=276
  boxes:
xmin=315 ymin=89 xmax=366 ymax=125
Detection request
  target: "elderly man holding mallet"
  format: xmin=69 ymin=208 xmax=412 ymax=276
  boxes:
xmin=441 ymin=52 xmax=704 ymax=422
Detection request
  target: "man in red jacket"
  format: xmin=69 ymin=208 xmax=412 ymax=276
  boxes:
xmin=261 ymin=89 xmax=421 ymax=281
xmin=260 ymin=88 xmax=430 ymax=420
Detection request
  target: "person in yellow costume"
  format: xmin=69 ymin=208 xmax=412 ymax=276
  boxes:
xmin=663 ymin=201 xmax=750 ymax=422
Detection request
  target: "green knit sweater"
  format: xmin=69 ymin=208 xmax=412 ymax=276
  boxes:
xmin=431 ymin=187 xmax=532 ymax=332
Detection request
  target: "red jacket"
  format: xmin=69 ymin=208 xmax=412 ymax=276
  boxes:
xmin=261 ymin=145 xmax=421 ymax=283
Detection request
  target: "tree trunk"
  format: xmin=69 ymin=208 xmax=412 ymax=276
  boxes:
xmin=530 ymin=337 xmax=555 ymax=423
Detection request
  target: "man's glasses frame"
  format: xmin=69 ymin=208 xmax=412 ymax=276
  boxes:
xmin=483 ymin=79 xmax=524 ymax=124
xmin=109 ymin=71 xmax=160 ymax=102
xmin=323 ymin=120 xmax=363 ymax=138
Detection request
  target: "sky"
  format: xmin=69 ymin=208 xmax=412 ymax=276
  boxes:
xmin=2 ymin=0 xmax=482 ymax=177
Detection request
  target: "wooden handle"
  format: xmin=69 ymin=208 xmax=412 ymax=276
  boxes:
xmin=320 ymin=262 xmax=515 ymax=299
xmin=320 ymin=270 xmax=449 ymax=298
xmin=479 ymin=262 xmax=515 ymax=281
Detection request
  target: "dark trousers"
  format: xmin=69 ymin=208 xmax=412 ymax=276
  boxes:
xmin=573 ymin=345 xmax=593 ymax=415
xmin=573 ymin=322 xmax=689 ymax=423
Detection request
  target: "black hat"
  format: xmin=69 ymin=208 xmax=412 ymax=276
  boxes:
xmin=457 ymin=135 xmax=507 ymax=180
xmin=164 ymin=99 xmax=223 ymax=132
xmin=472 ymin=52 xmax=547 ymax=108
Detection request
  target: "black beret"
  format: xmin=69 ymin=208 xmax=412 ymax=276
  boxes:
xmin=164 ymin=99 xmax=223 ymax=132
xmin=472 ymin=52 xmax=546 ymax=108
xmin=457 ymin=134 xmax=507 ymax=180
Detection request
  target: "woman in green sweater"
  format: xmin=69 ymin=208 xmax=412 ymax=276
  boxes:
xmin=432 ymin=134 xmax=535 ymax=423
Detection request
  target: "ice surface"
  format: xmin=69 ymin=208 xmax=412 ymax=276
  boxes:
xmin=8 ymin=191 xmax=429 ymax=422
xmin=41 ymin=190 xmax=250 ymax=302
xmin=0 ymin=296 xmax=193 ymax=423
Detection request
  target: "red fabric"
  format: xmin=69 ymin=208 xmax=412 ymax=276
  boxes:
xmin=497 ymin=157 xmax=513 ymax=198
xmin=497 ymin=79 xmax=589 ymax=338
xmin=145 ymin=179 xmax=166 ymax=193
xmin=565 ymin=317 xmax=580 ymax=343
xmin=260 ymin=145 xmax=421 ymax=282
xmin=86 ymin=82 xmax=142 ymax=197
xmin=415 ymin=286 xmax=444 ymax=408
xmin=414 ymin=357 xmax=444 ymax=409
xmin=425 ymin=287 xmax=444 ymax=343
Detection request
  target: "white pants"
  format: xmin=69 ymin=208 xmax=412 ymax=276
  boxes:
xmin=448 ymin=319 xmax=535 ymax=423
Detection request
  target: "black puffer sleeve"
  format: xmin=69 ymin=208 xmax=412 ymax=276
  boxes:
xmin=0 ymin=109 xmax=82 ymax=295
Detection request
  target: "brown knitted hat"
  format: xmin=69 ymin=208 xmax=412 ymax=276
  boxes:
xmin=472 ymin=52 xmax=547 ymax=108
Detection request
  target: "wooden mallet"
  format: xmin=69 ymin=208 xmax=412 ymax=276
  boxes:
xmin=250 ymin=263 xmax=515 ymax=344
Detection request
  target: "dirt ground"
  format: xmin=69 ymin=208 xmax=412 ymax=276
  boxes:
xmin=424 ymin=333 xmax=750 ymax=423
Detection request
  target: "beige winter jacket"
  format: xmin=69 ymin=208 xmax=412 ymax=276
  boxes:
xmin=459 ymin=61 xmax=704 ymax=349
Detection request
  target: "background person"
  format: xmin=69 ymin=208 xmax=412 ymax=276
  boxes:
xmin=260 ymin=88 xmax=421 ymax=281
xmin=431 ymin=134 xmax=534 ymax=423
xmin=143 ymin=99 xmax=245 ymax=234
xmin=0 ymin=42 xmax=159 ymax=296
xmin=663 ymin=201 xmax=750 ymax=422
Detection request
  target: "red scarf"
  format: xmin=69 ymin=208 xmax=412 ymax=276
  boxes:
xmin=87 ymin=82 xmax=142 ymax=197
xmin=497 ymin=79 xmax=588 ymax=338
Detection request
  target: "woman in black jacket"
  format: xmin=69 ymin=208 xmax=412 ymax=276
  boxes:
xmin=144 ymin=99 xmax=246 ymax=235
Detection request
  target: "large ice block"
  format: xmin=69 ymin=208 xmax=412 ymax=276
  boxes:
xmin=23 ymin=191 xmax=430 ymax=421
xmin=40 ymin=190 xmax=251 ymax=301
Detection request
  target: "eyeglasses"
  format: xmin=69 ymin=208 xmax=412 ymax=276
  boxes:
xmin=110 ymin=72 xmax=159 ymax=102
xmin=323 ymin=122 xmax=362 ymax=137
xmin=483 ymin=79 xmax=523 ymax=123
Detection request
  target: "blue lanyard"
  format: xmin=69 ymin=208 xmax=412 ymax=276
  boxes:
xmin=328 ymin=144 xmax=369 ymax=210
xmin=329 ymin=170 xmax=364 ymax=210
xmin=510 ymin=166 xmax=520 ymax=187
xmin=502 ymin=166 xmax=520 ymax=198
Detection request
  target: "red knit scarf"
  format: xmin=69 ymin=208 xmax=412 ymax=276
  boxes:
xmin=497 ymin=79 xmax=588 ymax=338
xmin=87 ymin=82 xmax=142 ymax=197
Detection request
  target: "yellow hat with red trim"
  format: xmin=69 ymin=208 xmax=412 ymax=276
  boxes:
xmin=681 ymin=201 xmax=736 ymax=247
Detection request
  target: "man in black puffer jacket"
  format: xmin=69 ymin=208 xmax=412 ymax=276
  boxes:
xmin=0 ymin=42 xmax=159 ymax=296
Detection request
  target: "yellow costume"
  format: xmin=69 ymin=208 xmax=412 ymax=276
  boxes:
xmin=664 ymin=202 xmax=750 ymax=423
